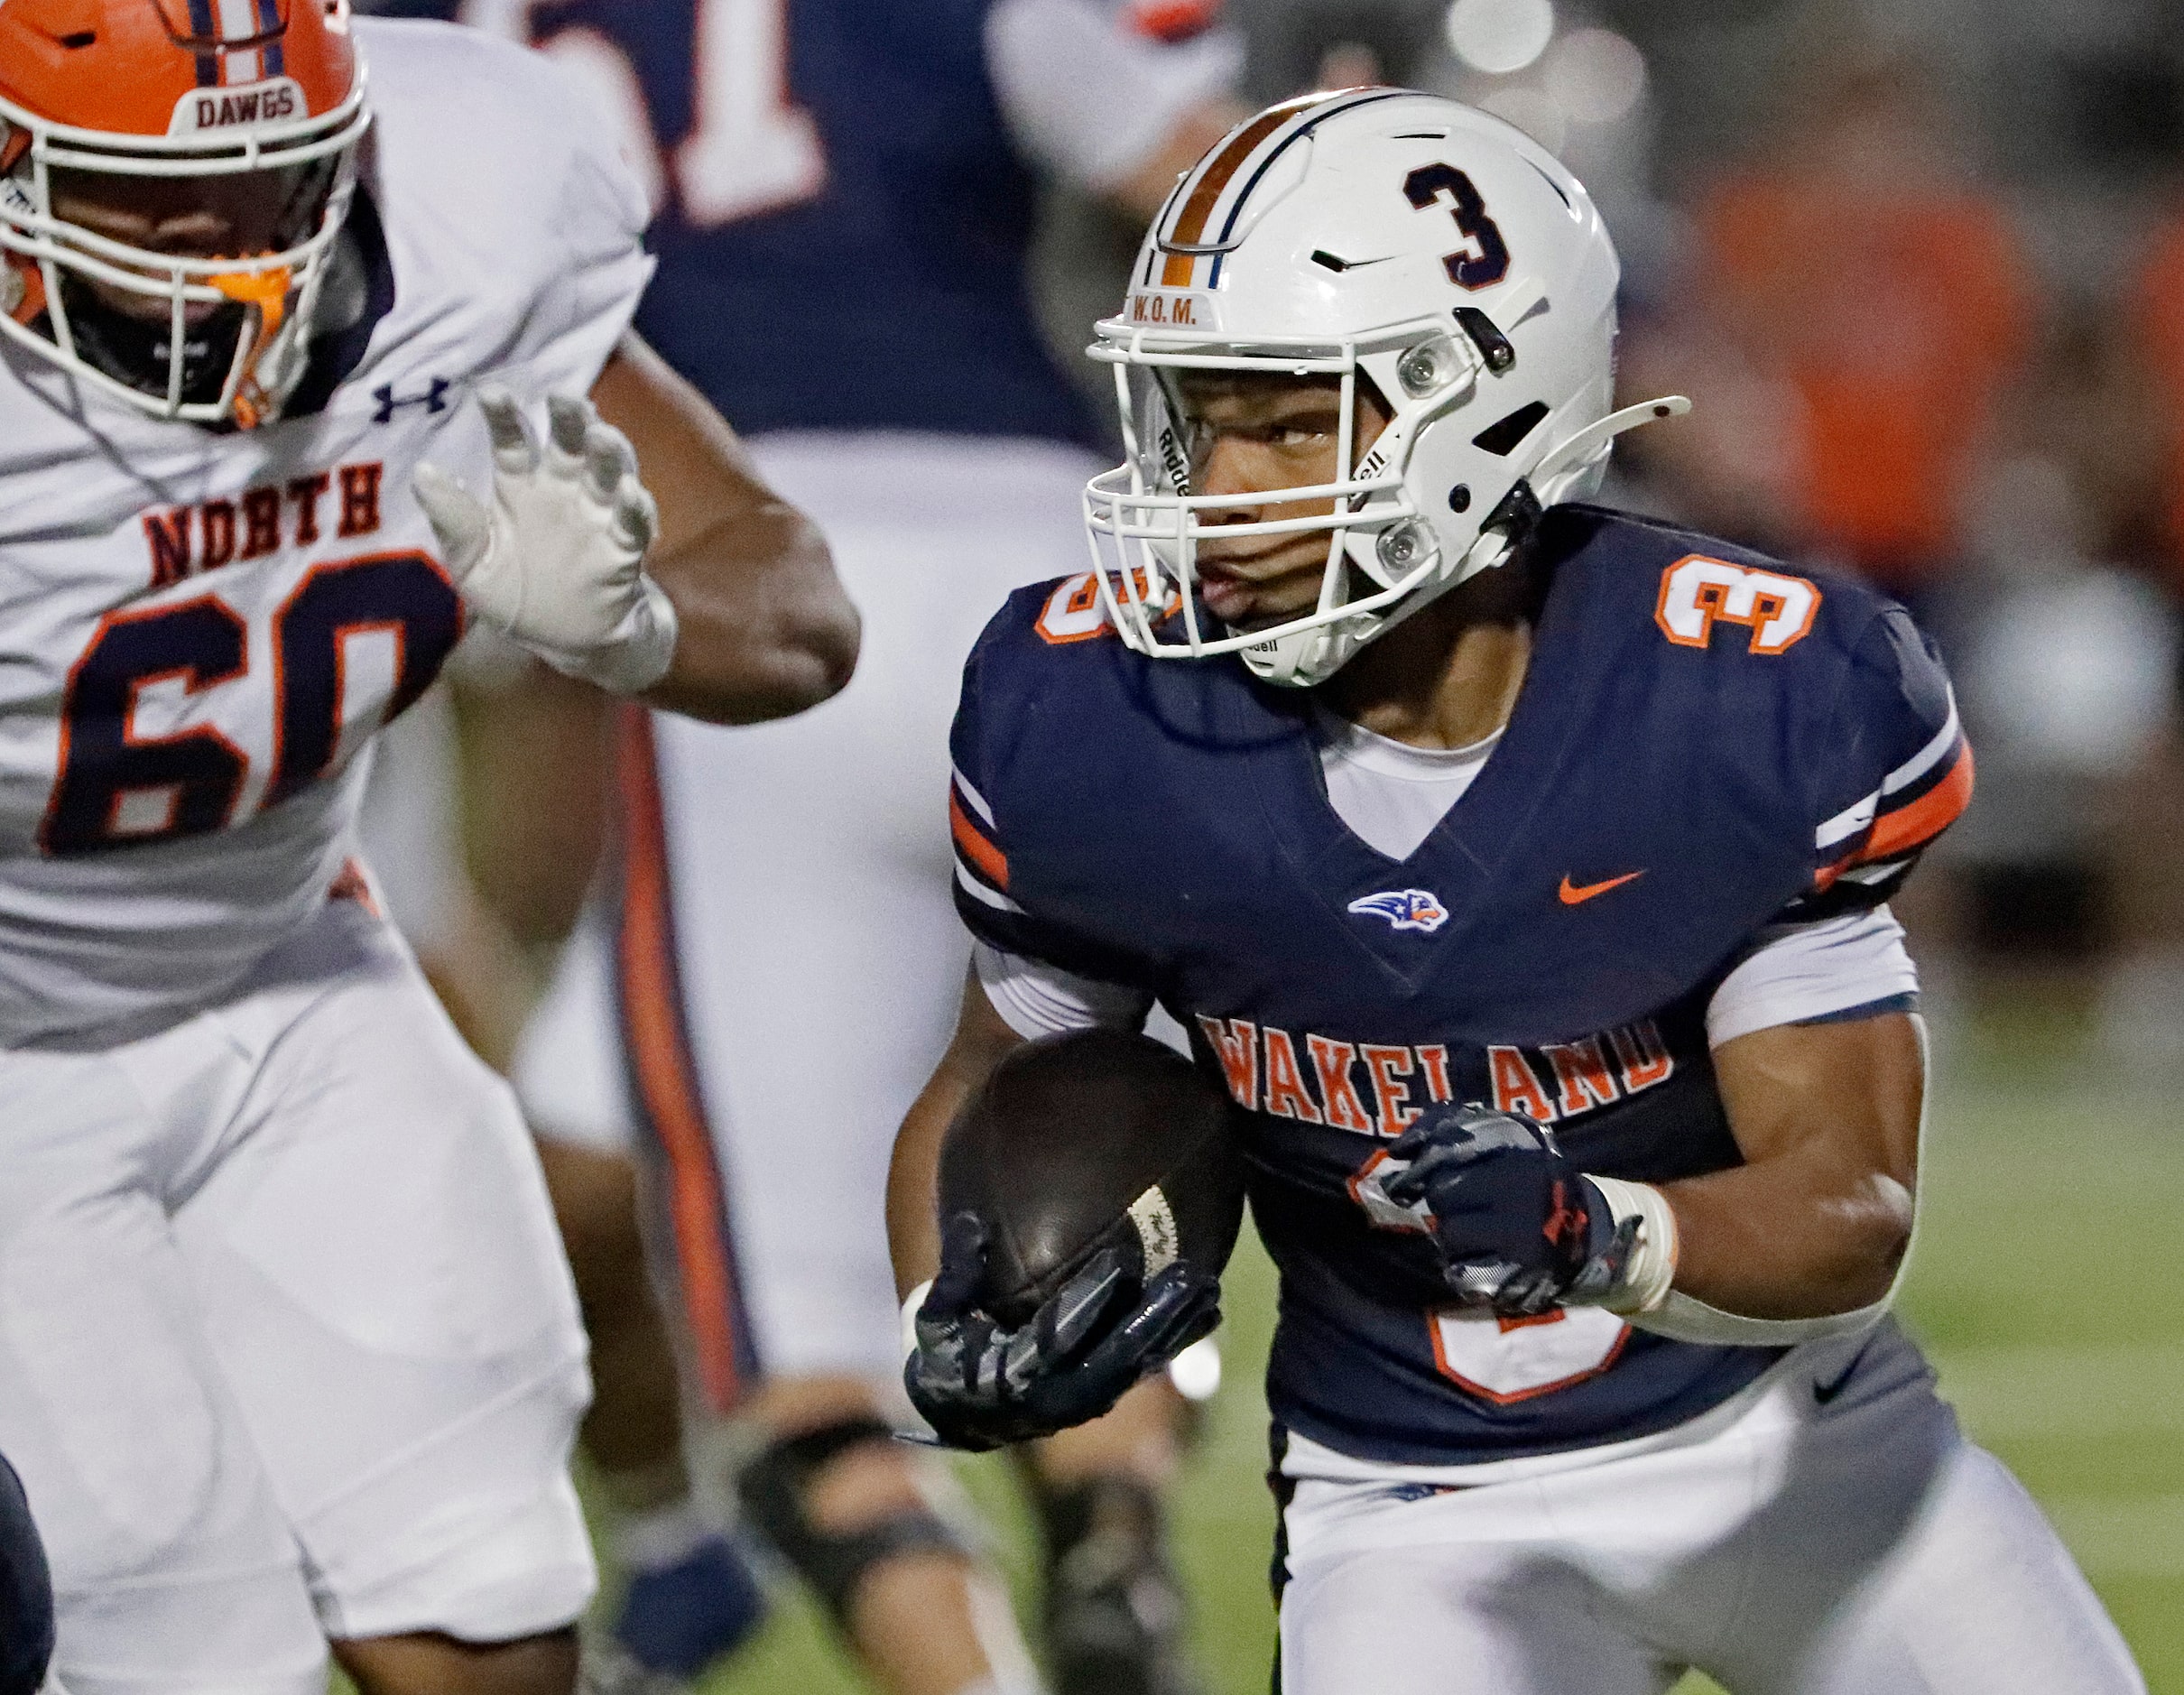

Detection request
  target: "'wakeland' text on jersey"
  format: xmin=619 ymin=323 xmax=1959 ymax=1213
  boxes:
xmin=945 ymin=505 xmax=1970 ymax=1465
xmin=0 ymin=18 xmax=652 ymax=1042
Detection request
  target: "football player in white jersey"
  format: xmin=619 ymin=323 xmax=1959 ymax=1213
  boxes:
xmin=0 ymin=0 xmax=856 ymax=1690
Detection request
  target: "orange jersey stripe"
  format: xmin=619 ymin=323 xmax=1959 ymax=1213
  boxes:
xmin=949 ymin=788 xmax=1009 ymax=889
xmin=1814 ymin=739 xmax=1977 ymax=891
xmin=1861 ymin=740 xmax=1975 ymax=863
xmin=616 ymin=707 xmax=746 ymax=1413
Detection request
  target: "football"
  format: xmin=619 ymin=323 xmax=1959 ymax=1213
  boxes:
xmin=938 ymin=1029 xmax=1248 ymax=1329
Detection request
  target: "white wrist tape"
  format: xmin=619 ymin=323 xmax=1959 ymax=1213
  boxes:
xmin=1631 ymin=1290 xmax=1892 ymax=1348
xmin=901 ymin=1279 xmax=934 ymax=1365
xmin=1584 ymin=1175 xmax=1678 ymax=1314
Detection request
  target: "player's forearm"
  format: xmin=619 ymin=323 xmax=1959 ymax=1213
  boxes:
xmin=640 ymin=504 xmax=859 ymax=725
xmin=1657 ymin=1156 xmax=1914 ymax=1319
xmin=1652 ymin=1012 xmax=1923 ymax=1320
xmin=889 ymin=1075 xmax=962 ymax=1299
xmin=450 ymin=662 xmax=615 ymax=949
xmin=590 ymin=337 xmax=860 ymax=725
xmin=887 ymin=973 xmax=1028 ymax=1295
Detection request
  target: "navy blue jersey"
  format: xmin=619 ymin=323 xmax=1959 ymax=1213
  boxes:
xmin=946 ymin=505 xmax=1971 ymax=1466
xmin=454 ymin=0 xmax=1105 ymax=444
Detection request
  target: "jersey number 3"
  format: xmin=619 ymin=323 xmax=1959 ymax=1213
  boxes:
xmin=1654 ymin=555 xmax=1819 ymax=656
xmin=42 ymin=552 xmax=462 ymax=857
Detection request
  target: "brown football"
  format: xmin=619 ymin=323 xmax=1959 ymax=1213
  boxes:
xmin=938 ymin=1029 xmax=1247 ymax=1329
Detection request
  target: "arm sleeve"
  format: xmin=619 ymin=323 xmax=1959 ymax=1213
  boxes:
xmin=983 ymin=0 xmax=1240 ymax=193
xmin=975 ymin=942 xmax=1153 ymax=1038
xmin=1705 ymin=905 xmax=1919 ymax=1048
xmin=1792 ymin=607 xmax=1972 ymax=921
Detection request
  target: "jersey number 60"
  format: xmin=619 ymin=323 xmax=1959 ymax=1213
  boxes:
xmin=41 ymin=551 xmax=462 ymax=857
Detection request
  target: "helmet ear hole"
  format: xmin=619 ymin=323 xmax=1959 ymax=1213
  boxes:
xmin=1471 ymin=401 xmax=1549 ymax=457
xmin=1448 ymin=485 xmax=1471 ymax=513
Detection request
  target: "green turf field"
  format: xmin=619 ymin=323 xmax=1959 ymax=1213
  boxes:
xmin=691 ymin=1002 xmax=2184 ymax=1695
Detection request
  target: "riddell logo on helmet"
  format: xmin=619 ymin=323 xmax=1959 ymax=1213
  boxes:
xmin=167 ymin=79 xmax=308 ymax=138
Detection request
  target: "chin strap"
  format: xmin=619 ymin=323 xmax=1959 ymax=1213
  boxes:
xmin=210 ymin=263 xmax=292 ymax=430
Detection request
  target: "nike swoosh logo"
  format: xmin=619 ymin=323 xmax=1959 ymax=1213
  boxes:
xmin=1558 ymin=870 xmax=1645 ymax=905
xmin=1812 ymin=1341 xmax=1873 ymax=1406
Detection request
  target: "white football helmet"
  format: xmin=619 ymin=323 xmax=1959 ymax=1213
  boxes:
xmin=1084 ymin=88 xmax=1688 ymax=687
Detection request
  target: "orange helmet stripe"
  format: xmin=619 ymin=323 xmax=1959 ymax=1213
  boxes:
xmin=1156 ymin=90 xmax=1390 ymax=288
xmin=1158 ymin=104 xmax=1294 ymax=286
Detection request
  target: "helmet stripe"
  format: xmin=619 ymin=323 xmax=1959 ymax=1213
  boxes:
xmin=214 ymin=0 xmax=260 ymax=80
xmin=184 ymin=0 xmax=222 ymax=86
xmin=255 ymin=0 xmax=286 ymax=76
xmin=1157 ymin=89 xmax=1409 ymax=289
xmin=1207 ymin=89 xmax=1407 ymax=285
xmin=1157 ymin=102 xmax=1293 ymax=286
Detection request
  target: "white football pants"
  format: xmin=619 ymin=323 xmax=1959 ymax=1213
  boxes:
xmin=0 ymin=896 xmax=595 ymax=1695
xmin=1276 ymin=1323 xmax=2143 ymax=1695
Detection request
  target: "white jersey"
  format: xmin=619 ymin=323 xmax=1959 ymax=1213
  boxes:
xmin=0 ymin=18 xmax=652 ymax=1045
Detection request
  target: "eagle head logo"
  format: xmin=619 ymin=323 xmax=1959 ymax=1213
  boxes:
xmin=1346 ymin=888 xmax=1450 ymax=933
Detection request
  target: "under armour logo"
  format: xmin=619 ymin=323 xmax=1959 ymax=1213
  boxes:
xmin=372 ymin=377 xmax=450 ymax=424
xmin=1346 ymin=888 xmax=1450 ymax=933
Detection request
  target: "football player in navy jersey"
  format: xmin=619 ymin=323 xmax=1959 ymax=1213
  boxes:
xmin=384 ymin=2 xmax=1251 ymax=1692
xmin=891 ymin=90 xmax=2148 ymax=1693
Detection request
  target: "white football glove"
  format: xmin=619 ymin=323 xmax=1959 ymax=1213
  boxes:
xmin=413 ymin=388 xmax=679 ymax=694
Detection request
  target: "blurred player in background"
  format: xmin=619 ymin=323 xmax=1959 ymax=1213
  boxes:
xmin=1683 ymin=52 xmax=2031 ymax=619
xmin=2093 ymin=213 xmax=2184 ymax=1068
xmin=0 ymin=0 xmax=854 ymax=1688
xmin=892 ymin=89 xmax=2144 ymax=1695
xmin=362 ymin=2 xmax=1251 ymax=1692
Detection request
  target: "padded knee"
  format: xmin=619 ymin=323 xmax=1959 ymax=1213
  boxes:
xmin=736 ymin=1417 xmax=971 ymax=1625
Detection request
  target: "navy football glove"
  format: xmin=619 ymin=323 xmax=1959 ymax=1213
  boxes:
xmin=905 ymin=1213 xmax=1220 ymax=1452
xmin=1380 ymin=1103 xmax=1637 ymax=1318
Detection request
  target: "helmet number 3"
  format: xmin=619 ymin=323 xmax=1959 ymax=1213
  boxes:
xmin=1403 ymin=163 xmax=1511 ymax=292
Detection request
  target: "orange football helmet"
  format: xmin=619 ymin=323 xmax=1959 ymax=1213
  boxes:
xmin=0 ymin=0 xmax=370 ymax=426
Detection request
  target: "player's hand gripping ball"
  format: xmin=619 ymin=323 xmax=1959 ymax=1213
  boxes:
xmin=905 ymin=1213 xmax=1219 ymax=1451
xmin=904 ymin=1030 xmax=1245 ymax=1450
xmin=413 ymin=389 xmax=679 ymax=693
xmin=1381 ymin=1102 xmax=1637 ymax=1318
